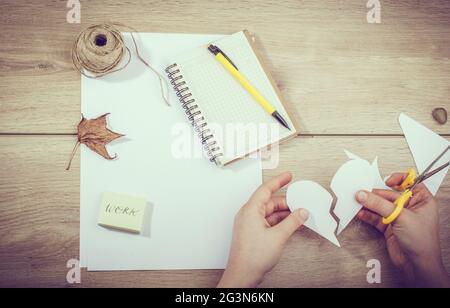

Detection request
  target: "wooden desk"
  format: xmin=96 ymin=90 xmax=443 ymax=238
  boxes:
xmin=0 ymin=0 xmax=449 ymax=287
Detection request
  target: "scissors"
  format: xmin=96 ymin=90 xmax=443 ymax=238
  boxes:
xmin=382 ymin=145 xmax=450 ymax=225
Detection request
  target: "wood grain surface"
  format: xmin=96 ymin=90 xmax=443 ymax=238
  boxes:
xmin=0 ymin=0 xmax=449 ymax=134
xmin=0 ymin=0 xmax=449 ymax=287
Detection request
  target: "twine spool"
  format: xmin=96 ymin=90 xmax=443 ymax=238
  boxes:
xmin=72 ymin=23 xmax=170 ymax=106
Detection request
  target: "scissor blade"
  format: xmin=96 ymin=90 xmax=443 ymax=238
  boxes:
xmin=420 ymin=161 xmax=450 ymax=183
xmin=417 ymin=145 xmax=450 ymax=180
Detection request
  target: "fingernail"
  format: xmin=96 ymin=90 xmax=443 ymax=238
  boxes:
xmin=298 ymin=209 xmax=309 ymax=221
xmin=356 ymin=191 xmax=368 ymax=203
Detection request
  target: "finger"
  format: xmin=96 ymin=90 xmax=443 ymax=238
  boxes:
xmin=372 ymin=189 xmax=401 ymax=202
xmin=355 ymin=190 xmax=396 ymax=217
xmin=272 ymin=209 xmax=309 ymax=242
xmin=411 ymin=182 xmax=432 ymax=196
xmin=385 ymin=172 xmax=408 ymax=188
xmin=408 ymin=183 xmax=433 ymax=208
xmin=260 ymin=172 xmax=292 ymax=195
xmin=250 ymin=172 xmax=292 ymax=204
xmin=265 ymin=196 xmax=289 ymax=216
xmin=357 ymin=209 xmax=387 ymax=233
xmin=266 ymin=210 xmax=290 ymax=226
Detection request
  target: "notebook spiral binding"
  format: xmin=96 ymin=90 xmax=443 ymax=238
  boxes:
xmin=165 ymin=63 xmax=223 ymax=165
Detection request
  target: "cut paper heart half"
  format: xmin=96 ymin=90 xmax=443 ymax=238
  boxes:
xmin=333 ymin=158 xmax=377 ymax=235
xmin=286 ymin=181 xmax=340 ymax=247
xmin=334 ymin=151 xmax=389 ymax=234
xmin=287 ymin=151 xmax=387 ymax=247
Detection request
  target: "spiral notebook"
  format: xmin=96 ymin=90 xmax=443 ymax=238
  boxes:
xmin=165 ymin=30 xmax=299 ymax=166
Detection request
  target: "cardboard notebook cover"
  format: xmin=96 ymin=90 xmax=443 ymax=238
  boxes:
xmin=231 ymin=30 xmax=300 ymax=164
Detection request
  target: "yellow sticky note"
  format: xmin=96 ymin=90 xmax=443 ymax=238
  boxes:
xmin=98 ymin=192 xmax=147 ymax=233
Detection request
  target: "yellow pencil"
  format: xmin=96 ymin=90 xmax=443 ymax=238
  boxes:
xmin=208 ymin=44 xmax=291 ymax=130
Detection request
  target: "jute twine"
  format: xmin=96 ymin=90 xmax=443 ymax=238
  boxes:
xmin=72 ymin=23 xmax=170 ymax=106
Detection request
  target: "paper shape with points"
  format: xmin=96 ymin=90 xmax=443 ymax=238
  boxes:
xmin=372 ymin=157 xmax=390 ymax=190
xmin=286 ymin=150 xmax=388 ymax=246
xmin=287 ymin=181 xmax=340 ymax=247
xmin=332 ymin=157 xmax=376 ymax=235
xmin=344 ymin=150 xmax=389 ymax=190
xmin=399 ymin=113 xmax=450 ymax=196
xmin=333 ymin=150 xmax=388 ymax=235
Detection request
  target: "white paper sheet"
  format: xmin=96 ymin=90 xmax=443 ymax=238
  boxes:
xmin=80 ymin=33 xmax=263 ymax=270
xmin=399 ymin=113 xmax=450 ymax=196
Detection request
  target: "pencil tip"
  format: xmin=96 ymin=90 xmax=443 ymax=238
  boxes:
xmin=272 ymin=111 xmax=291 ymax=130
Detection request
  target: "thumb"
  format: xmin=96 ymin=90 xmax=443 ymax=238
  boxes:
xmin=273 ymin=209 xmax=309 ymax=242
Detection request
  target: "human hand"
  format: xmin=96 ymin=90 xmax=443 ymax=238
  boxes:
xmin=356 ymin=172 xmax=450 ymax=288
xmin=217 ymin=172 xmax=309 ymax=288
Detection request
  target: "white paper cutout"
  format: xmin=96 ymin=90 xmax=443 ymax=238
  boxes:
xmin=344 ymin=149 xmax=362 ymax=160
xmin=372 ymin=157 xmax=390 ymax=190
xmin=287 ymin=151 xmax=387 ymax=246
xmin=287 ymin=181 xmax=340 ymax=247
xmin=334 ymin=152 xmax=390 ymax=234
xmin=332 ymin=157 xmax=376 ymax=235
xmin=399 ymin=113 xmax=450 ymax=196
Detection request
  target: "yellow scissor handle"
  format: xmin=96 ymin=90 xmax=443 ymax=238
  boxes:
xmin=394 ymin=169 xmax=417 ymax=191
xmin=382 ymin=189 xmax=413 ymax=225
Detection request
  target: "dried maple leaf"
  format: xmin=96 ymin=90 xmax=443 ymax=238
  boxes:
xmin=66 ymin=113 xmax=125 ymax=170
